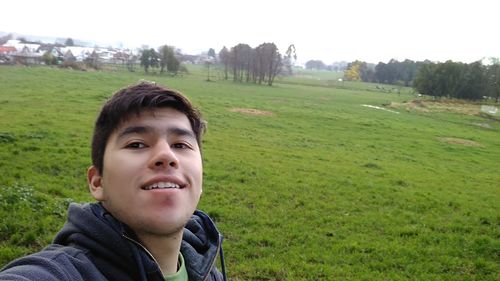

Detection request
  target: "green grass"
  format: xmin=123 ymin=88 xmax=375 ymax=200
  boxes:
xmin=0 ymin=65 xmax=499 ymax=280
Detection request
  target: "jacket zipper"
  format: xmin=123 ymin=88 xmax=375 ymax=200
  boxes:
xmin=123 ymin=233 xmax=222 ymax=281
xmin=202 ymin=233 xmax=223 ymax=281
xmin=122 ymin=234 xmax=166 ymax=277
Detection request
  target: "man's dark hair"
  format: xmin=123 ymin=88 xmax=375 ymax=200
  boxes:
xmin=91 ymin=82 xmax=206 ymax=174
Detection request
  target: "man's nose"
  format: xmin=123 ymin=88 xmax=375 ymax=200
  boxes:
xmin=149 ymin=141 xmax=179 ymax=169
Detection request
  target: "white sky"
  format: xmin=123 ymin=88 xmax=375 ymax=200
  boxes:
xmin=1 ymin=0 xmax=499 ymax=64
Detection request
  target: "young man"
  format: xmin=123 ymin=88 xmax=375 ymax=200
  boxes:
xmin=0 ymin=82 xmax=226 ymax=281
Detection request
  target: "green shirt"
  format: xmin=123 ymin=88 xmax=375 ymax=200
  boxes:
xmin=164 ymin=253 xmax=188 ymax=281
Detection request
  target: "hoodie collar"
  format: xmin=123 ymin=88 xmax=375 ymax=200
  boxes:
xmin=54 ymin=203 xmax=223 ymax=281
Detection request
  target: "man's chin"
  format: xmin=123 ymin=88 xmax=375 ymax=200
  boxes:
xmin=137 ymin=217 xmax=190 ymax=237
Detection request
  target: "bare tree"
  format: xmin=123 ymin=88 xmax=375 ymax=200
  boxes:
xmin=283 ymin=44 xmax=297 ymax=75
xmin=230 ymin=43 xmax=251 ymax=82
xmin=126 ymin=55 xmax=138 ymax=72
xmin=219 ymin=46 xmax=230 ymax=80
xmin=255 ymin=43 xmax=282 ymax=85
xmin=225 ymin=42 xmax=283 ymax=86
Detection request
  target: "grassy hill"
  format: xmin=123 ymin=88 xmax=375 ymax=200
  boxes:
xmin=0 ymin=65 xmax=498 ymax=280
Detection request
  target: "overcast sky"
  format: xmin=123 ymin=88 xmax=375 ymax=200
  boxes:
xmin=1 ymin=0 xmax=498 ymax=65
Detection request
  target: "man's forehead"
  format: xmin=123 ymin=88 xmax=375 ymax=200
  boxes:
xmin=121 ymin=108 xmax=190 ymax=124
xmin=114 ymin=108 xmax=194 ymax=136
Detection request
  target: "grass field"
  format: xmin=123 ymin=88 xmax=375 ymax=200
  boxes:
xmin=0 ymin=65 xmax=499 ymax=280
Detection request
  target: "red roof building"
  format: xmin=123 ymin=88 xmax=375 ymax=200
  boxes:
xmin=0 ymin=46 xmax=16 ymax=54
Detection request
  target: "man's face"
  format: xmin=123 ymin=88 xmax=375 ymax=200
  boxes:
xmin=87 ymin=108 xmax=203 ymax=237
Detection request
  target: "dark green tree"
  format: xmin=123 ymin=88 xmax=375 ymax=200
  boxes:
xmin=167 ymin=54 xmax=180 ymax=74
xmin=456 ymin=61 xmax=486 ymax=100
xmin=159 ymin=45 xmax=174 ymax=73
xmin=413 ymin=62 xmax=439 ymax=97
xmin=207 ymin=48 xmax=216 ymax=59
xmin=375 ymin=59 xmax=420 ymax=86
xmin=486 ymin=60 xmax=500 ymax=102
xmin=305 ymin=60 xmax=325 ymax=70
xmin=65 ymin=38 xmax=74 ymax=46
xmin=42 ymin=51 xmax=57 ymax=65
xmin=400 ymin=59 xmax=418 ymax=86
xmin=140 ymin=48 xmax=159 ymax=73
xmin=375 ymin=62 xmax=388 ymax=83
xmin=438 ymin=61 xmax=463 ymax=98
xmin=414 ymin=60 xmax=489 ymax=100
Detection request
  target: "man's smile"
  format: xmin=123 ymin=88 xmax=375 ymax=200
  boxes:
xmin=140 ymin=175 xmax=188 ymax=191
xmin=142 ymin=182 xmax=183 ymax=190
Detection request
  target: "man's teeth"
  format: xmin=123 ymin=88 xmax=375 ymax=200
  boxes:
xmin=143 ymin=182 xmax=181 ymax=190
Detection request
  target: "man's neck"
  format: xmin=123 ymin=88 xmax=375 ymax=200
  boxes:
xmin=137 ymin=230 xmax=183 ymax=275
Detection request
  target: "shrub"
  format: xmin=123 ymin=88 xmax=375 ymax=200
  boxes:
xmin=42 ymin=52 xmax=57 ymax=65
xmin=58 ymin=61 xmax=86 ymax=71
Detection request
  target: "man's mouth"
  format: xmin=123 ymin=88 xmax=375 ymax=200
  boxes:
xmin=142 ymin=182 xmax=183 ymax=190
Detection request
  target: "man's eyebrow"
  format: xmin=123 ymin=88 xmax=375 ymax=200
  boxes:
xmin=167 ymin=127 xmax=196 ymax=140
xmin=117 ymin=126 xmax=154 ymax=140
xmin=116 ymin=125 xmax=196 ymax=140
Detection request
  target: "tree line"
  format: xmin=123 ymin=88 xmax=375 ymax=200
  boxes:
xmin=343 ymin=59 xmax=421 ymax=86
xmin=137 ymin=42 xmax=295 ymax=86
xmin=218 ymin=43 xmax=295 ymax=86
xmin=414 ymin=60 xmax=499 ymax=102
xmin=139 ymin=45 xmax=181 ymax=74
xmin=341 ymin=58 xmax=499 ymax=101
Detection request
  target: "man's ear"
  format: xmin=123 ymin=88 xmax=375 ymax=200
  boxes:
xmin=87 ymin=166 xmax=105 ymax=201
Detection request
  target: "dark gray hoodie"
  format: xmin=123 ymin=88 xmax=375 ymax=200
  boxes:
xmin=0 ymin=203 xmax=226 ymax=281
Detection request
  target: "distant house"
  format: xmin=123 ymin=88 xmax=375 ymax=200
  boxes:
xmin=63 ymin=50 xmax=76 ymax=62
xmin=112 ymin=50 xmax=136 ymax=64
xmin=37 ymin=45 xmax=64 ymax=64
xmin=4 ymin=39 xmax=40 ymax=53
xmin=38 ymin=45 xmax=63 ymax=57
xmin=11 ymin=46 xmax=43 ymax=65
xmin=60 ymin=46 xmax=94 ymax=62
xmin=0 ymin=46 xmax=17 ymax=54
xmin=0 ymin=46 xmax=16 ymax=64
xmin=94 ymin=48 xmax=115 ymax=62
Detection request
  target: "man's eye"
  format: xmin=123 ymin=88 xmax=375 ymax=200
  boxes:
xmin=172 ymin=143 xmax=190 ymax=149
xmin=126 ymin=142 xmax=146 ymax=149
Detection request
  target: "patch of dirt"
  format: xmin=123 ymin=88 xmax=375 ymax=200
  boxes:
xmin=390 ymin=100 xmax=482 ymax=115
xmin=437 ymin=137 xmax=484 ymax=147
xmin=229 ymin=108 xmax=274 ymax=116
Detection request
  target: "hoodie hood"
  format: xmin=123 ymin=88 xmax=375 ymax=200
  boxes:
xmin=53 ymin=203 xmax=223 ymax=281
xmin=182 ymin=210 xmax=223 ymax=281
